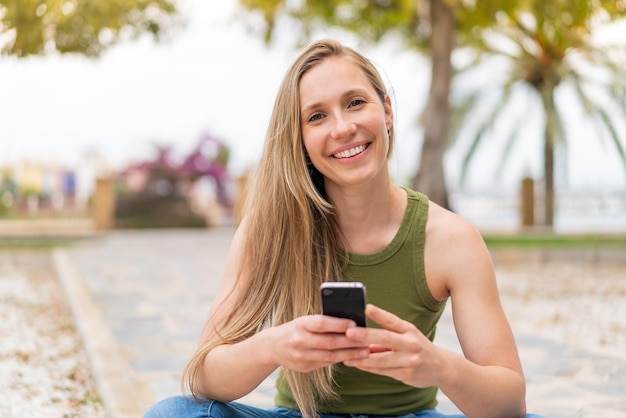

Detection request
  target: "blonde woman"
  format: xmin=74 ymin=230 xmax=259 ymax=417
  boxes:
xmin=144 ymin=39 xmax=543 ymax=418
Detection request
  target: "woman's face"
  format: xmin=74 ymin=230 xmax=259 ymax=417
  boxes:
xmin=299 ymin=56 xmax=393 ymax=193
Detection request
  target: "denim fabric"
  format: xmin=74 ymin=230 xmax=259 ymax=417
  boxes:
xmin=142 ymin=396 xmax=545 ymax=418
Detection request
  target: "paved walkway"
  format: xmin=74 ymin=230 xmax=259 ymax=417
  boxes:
xmin=53 ymin=229 xmax=626 ymax=418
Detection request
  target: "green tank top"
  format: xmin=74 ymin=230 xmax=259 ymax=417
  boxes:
xmin=274 ymin=189 xmax=448 ymax=415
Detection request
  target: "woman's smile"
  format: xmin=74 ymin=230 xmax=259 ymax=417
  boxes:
xmin=332 ymin=143 xmax=370 ymax=159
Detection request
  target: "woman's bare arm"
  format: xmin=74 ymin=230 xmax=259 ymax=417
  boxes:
xmin=425 ymin=204 xmax=526 ymax=418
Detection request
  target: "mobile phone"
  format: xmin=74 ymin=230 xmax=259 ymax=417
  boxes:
xmin=320 ymin=282 xmax=367 ymax=327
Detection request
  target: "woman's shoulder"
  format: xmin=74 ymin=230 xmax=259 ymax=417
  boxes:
xmin=422 ymin=200 xmax=493 ymax=299
xmin=425 ymin=201 xmax=490 ymax=268
xmin=426 ymin=200 xmax=480 ymax=241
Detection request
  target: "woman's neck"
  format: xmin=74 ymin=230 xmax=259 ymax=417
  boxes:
xmin=329 ymin=182 xmax=407 ymax=255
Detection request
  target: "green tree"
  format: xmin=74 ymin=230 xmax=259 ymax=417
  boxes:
xmin=0 ymin=0 xmax=178 ymax=57
xmin=452 ymin=1 xmax=626 ymax=226
xmin=236 ymin=0 xmax=521 ymax=209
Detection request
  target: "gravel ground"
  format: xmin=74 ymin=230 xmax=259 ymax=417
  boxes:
xmin=497 ymin=261 xmax=626 ymax=359
xmin=0 ymin=250 xmax=104 ymax=418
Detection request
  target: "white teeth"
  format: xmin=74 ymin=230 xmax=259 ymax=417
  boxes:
xmin=333 ymin=144 xmax=367 ymax=159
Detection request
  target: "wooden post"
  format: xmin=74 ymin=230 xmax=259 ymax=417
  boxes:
xmin=520 ymin=177 xmax=534 ymax=228
xmin=93 ymin=176 xmax=115 ymax=230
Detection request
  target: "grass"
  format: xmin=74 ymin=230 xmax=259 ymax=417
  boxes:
xmin=0 ymin=236 xmax=89 ymax=249
xmin=483 ymin=232 xmax=626 ymax=248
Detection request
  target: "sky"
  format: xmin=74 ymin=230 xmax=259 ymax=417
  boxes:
xmin=1 ymin=0 xmax=625 ymax=193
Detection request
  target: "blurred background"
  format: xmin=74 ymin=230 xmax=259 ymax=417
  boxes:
xmin=1 ymin=0 xmax=625 ymax=233
xmin=2 ymin=2 xmax=625 ymax=417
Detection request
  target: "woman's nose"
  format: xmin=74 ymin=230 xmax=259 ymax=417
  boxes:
xmin=330 ymin=114 xmax=356 ymax=139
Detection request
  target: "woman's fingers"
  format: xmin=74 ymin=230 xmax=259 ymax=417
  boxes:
xmin=276 ymin=315 xmax=371 ymax=372
xmin=365 ymin=304 xmax=414 ymax=333
xmin=345 ymin=305 xmax=419 ymax=350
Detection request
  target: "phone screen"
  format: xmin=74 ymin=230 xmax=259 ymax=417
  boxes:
xmin=320 ymin=282 xmax=367 ymax=327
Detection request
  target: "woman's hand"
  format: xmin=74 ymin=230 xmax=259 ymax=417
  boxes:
xmin=268 ymin=315 xmax=370 ymax=373
xmin=343 ymin=304 xmax=446 ymax=388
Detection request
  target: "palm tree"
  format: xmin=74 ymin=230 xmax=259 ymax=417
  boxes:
xmin=451 ymin=6 xmax=626 ymax=227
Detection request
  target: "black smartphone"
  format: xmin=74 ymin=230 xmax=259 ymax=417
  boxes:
xmin=320 ymin=282 xmax=367 ymax=327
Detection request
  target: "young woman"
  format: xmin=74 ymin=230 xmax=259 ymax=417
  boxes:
xmin=144 ymin=39 xmax=543 ymax=418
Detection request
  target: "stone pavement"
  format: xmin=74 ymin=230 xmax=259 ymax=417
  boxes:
xmin=52 ymin=229 xmax=626 ymax=418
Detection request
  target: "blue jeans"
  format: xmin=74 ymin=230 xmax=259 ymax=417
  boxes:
xmin=143 ymin=396 xmax=546 ymax=418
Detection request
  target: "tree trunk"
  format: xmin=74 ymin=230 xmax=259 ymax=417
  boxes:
xmin=544 ymin=130 xmax=555 ymax=227
xmin=540 ymin=85 xmax=556 ymax=227
xmin=412 ymin=0 xmax=454 ymax=209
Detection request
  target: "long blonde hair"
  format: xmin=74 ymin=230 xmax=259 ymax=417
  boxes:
xmin=182 ymin=39 xmax=395 ymax=418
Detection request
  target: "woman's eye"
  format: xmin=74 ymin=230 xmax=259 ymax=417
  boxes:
xmin=348 ymin=99 xmax=366 ymax=108
xmin=308 ymin=113 xmax=324 ymax=123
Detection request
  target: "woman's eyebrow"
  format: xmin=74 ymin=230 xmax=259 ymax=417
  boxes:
xmin=301 ymin=101 xmax=323 ymax=115
xmin=341 ymin=88 xmax=369 ymax=99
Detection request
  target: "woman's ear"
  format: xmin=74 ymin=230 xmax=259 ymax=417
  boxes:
xmin=384 ymin=95 xmax=393 ymax=130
